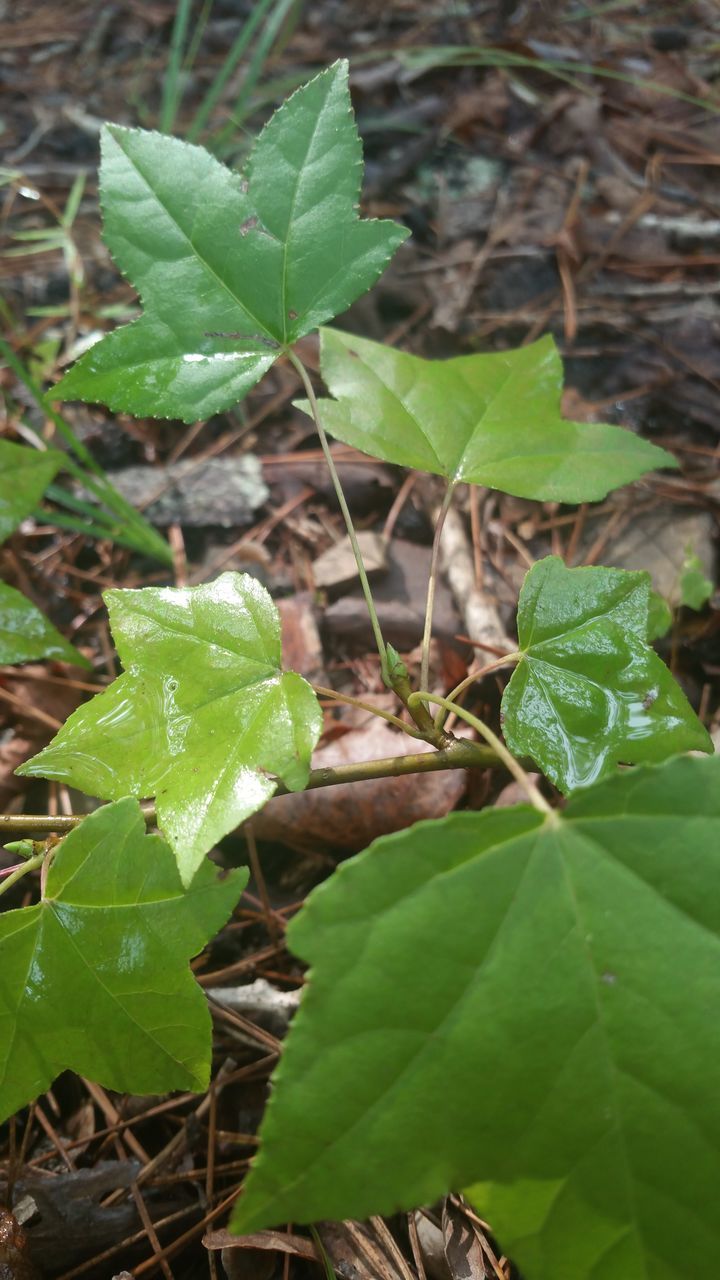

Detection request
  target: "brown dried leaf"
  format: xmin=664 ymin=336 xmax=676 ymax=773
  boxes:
xmin=204 ymin=1228 xmax=318 ymax=1261
xmin=317 ymin=1220 xmax=408 ymax=1280
xmin=253 ymin=718 xmax=467 ymax=854
xmin=442 ymin=1202 xmax=491 ymax=1279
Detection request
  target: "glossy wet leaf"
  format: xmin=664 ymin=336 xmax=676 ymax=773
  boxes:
xmin=0 ymin=581 xmax=89 ymax=668
xmin=0 ymin=799 xmax=246 ymax=1123
xmin=501 ymin=556 xmax=711 ymax=791
xmin=53 ymin=62 xmax=408 ymax=423
xmin=302 ymin=329 xmax=673 ymax=502
xmin=679 ymin=548 xmax=712 ymax=611
xmin=19 ymin=573 xmax=322 ymax=884
xmin=0 ymin=440 xmax=64 ymax=544
xmin=233 ymin=755 xmax=720 ymax=1280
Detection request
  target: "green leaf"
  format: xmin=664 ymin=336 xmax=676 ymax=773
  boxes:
xmin=232 ymin=755 xmax=720 ymax=1280
xmin=646 ymin=589 xmax=672 ymax=641
xmin=0 ymin=439 xmax=64 ymax=544
xmin=19 ymin=573 xmax=322 ymax=884
xmin=0 ymin=799 xmax=246 ymax=1122
xmin=679 ymin=548 xmax=713 ymax=611
xmin=501 ymin=556 xmax=711 ymax=791
xmin=301 ymin=329 xmax=674 ymax=502
xmin=53 ymin=62 xmax=408 ymax=424
xmin=0 ymin=581 xmax=90 ymax=668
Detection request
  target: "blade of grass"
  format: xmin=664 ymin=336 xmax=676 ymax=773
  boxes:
xmin=159 ymin=0 xmax=194 ymax=134
xmin=309 ymin=1227 xmax=338 ymax=1280
xmin=182 ymin=0 xmax=213 ymax=76
xmin=61 ymin=174 xmax=85 ymax=228
xmin=0 ymin=337 xmax=172 ymax=565
xmin=33 ymin=506 xmax=161 ymax=555
xmin=186 ymin=0 xmax=277 ymax=142
xmin=43 ymin=482 xmax=136 ymax=531
xmin=396 ymin=46 xmax=720 ymax=114
xmin=210 ymin=0 xmax=300 ymax=151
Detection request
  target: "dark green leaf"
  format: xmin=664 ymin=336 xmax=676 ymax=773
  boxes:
xmin=302 ymin=329 xmax=674 ymax=502
xmin=0 ymin=799 xmax=245 ymax=1122
xmin=0 ymin=440 xmax=64 ymax=544
xmin=53 ymin=62 xmax=408 ymax=423
xmin=0 ymin=581 xmax=89 ymax=667
xmin=232 ymin=755 xmax=720 ymax=1280
xmin=19 ymin=573 xmax=322 ymax=884
xmin=501 ymin=556 xmax=711 ymax=791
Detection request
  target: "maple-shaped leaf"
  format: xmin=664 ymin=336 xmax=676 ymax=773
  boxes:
xmin=232 ymin=755 xmax=720 ymax=1280
xmin=19 ymin=573 xmax=323 ymax=884
xmin=501 ymin=556 xmax=712 ymax=790
xmin=300 ymin=329 xmax=674 ymax=503
xmin=53 ymin=62 xmax=409 ymax=424
xmin=0 ymin=799 xmax=246 ymax=1123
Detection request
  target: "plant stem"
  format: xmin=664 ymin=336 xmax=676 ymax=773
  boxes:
xmin=312 ymin=684 xmax=427 ymax=740
xmin=287 ymin=348 xmax=390 ymax=683
xmin=420 ymin=480 xmax=455 ymax=696
xmin=435 ymin=651 xmax=522 ymax=728
xmin=0 ymin=739 xmax=508 ymax=836
xmin=390 ymin=667 xmax=453 ymax=748
xmin=0 ymin=852 xmax=45 ymax=901
xmin=409 ymin=691 xmax=553 ymax=817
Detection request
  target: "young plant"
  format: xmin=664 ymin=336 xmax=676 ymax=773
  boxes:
xmin=1 ymin=62 xmax=717 ymax=1280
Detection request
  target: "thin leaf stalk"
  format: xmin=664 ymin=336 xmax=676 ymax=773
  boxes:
xmin=312 ymin=685 xmax=427 ymax=740
xmin=410 ymin=691 xmax=553 ymax=817
xmin=420 ymin=480 xmax=456 ymax=697
xmin=287 ymin=348 xmax=390 ymax=683
xmin=436 ymin=651 xmax=522 ymax=728
xmin=0 ymin=852 xmax=45 ymax=901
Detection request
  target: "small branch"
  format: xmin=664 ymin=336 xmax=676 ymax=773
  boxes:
xmin=391 ymin=667 xmax=454 ymax=748
xmin=0 ymin=740 xmax=507 ymax=837
xmin=287 ymin=347 xmax=390 ymax=683
xmin=410 ymin=691 xmax=553 ymax=818
xmin=420 ymin=480 xmax=455 ymax=696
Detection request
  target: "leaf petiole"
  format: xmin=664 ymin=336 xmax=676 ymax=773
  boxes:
xmin=435 ymin=651 xmax=522 ymax=729
xmin=312 ymin=683 xmax=427 ymax=740
xmin=0 ymin=851 xmax=45 ymax=901
xmin=409 ymin=690 xmax=553 ymax=817
xmin=420 ymin=480 xmax=456 ymax=697
xmin=287 ymin=348 xmax=391 ymax=684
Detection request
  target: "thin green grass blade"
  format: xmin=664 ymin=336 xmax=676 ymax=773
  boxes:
xmin=159 ymin=0 xmax=194 ymax=133
xmin=182 ymin=0 xmax=213 ymax=75
xmin=396 ymin=46 xmax=720 ymax=114
xmin=43 ymin=482 xmax=133 ymax=530
xmin=0 ymin=338 xmax=172 ymax=565
xmin=33 ymin=507 xmax=144 ymax=549
xmin=61 ymin=174 xmax=85 ymax=228
xmin=211 ymin=0 xmax=299 ymax=150
xmin=186 ymin=0 xmax=276 ymax=142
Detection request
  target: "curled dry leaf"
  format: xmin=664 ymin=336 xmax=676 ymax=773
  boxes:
xmin=316 ymin=1220 xmax=410 ymax=1280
